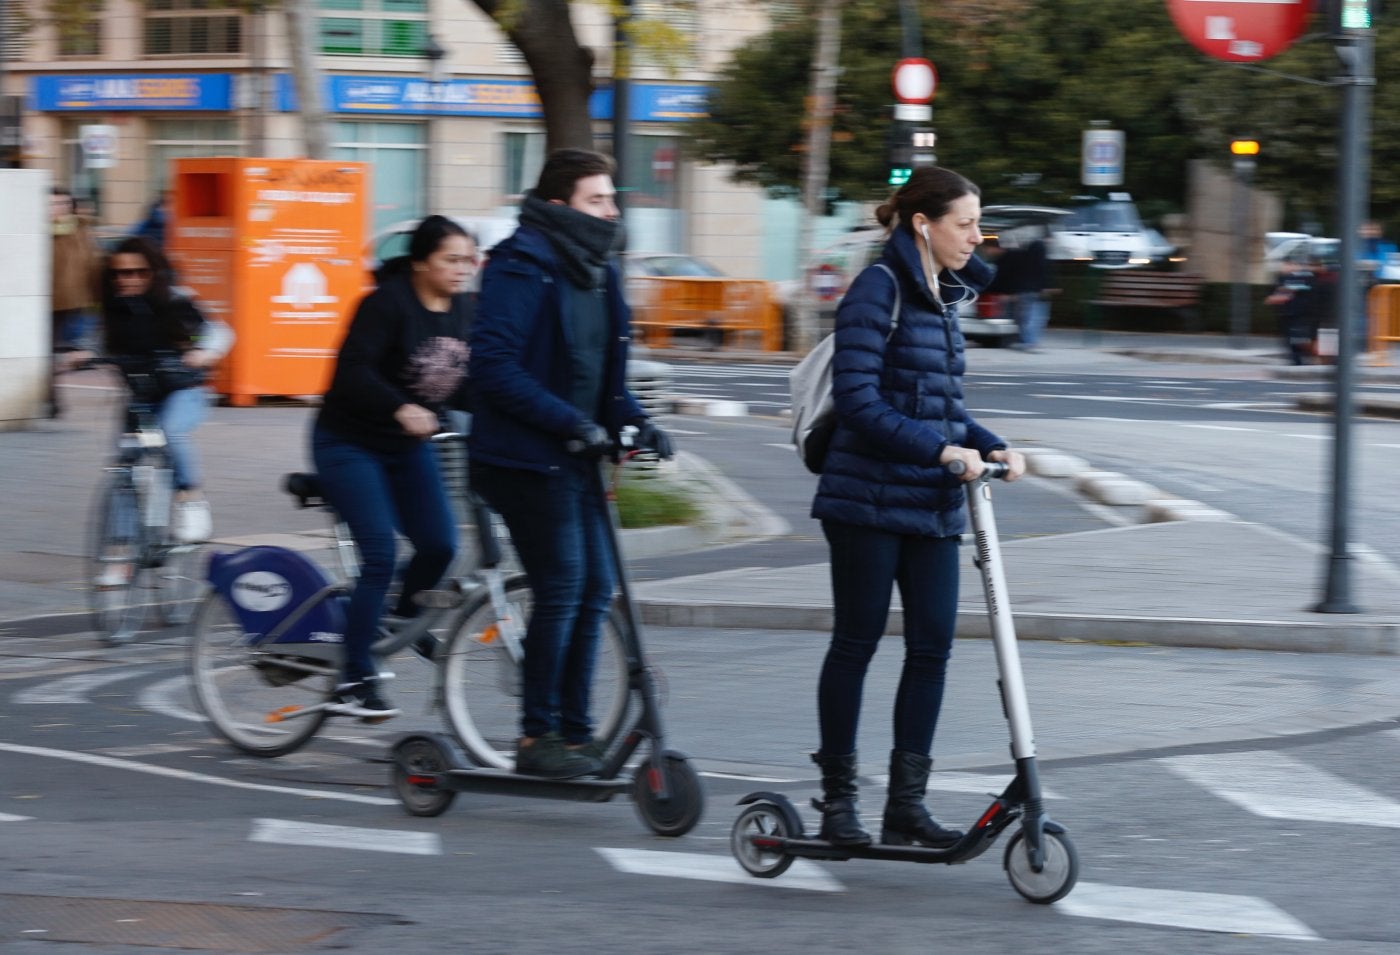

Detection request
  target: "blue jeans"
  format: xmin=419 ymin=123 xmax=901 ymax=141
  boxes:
xmin=157 ymin=387 xmax=210 ymax=491
xmin=1005 ymin=292 xmax=1049 ymax=348
xmin=312 ymin=427 xmax=457 ymax=684
xmin=470 ymin=461 xmax=616 ymax=743
xmin=817 ymin=520 xmax=960 ymax=757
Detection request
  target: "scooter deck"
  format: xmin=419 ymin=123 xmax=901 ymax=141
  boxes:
xmin=756 ymin=833 xmax=998 ymax=866
xmin=437 ymin=767 xmax=631 ymax=803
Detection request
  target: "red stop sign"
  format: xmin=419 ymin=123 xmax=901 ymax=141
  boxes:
xmin=1166 ymin=0 xmax=1316 ymax=62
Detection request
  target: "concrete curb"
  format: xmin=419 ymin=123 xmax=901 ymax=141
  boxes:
xmin=1296 ymin=392 xmax=1400 ymax=419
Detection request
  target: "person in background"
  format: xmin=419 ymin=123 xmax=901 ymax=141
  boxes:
xmin=468 ymin=148 xmax=674 ymax=779
xmin=133 ymin=190 xmax=172 ymax=251
xmin=312 ymin=215 xmax=478 ymax=722
xmin=992 ymin=224 xmax=1053 ymax=352
xmin=1265 ymin=251 xmax=1321 ymax=366
xmin=809 ymin=166 xmax=1025 ymax=848
xmin=98 ymin=237 xmax=232 ymax=582
xmin=50 ymin=186 xmax=104 ymax=417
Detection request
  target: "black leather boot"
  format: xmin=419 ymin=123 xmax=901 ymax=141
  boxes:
xmin=810 ymin=752 xmax=872 ymax=847
xmin=881 ymin=750 xmax=965 ymax=848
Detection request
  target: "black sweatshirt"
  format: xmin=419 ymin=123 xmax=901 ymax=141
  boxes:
xmin=317 ymin=271 xmax=473 ymax=453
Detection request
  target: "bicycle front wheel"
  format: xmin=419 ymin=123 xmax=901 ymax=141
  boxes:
xmin=88 ymin=472 xmax=148 ymax=645
xmin=188 ymin=591 xmax=336 ymax=757
xmin=441 ymin=576 xmax=632 ymax=770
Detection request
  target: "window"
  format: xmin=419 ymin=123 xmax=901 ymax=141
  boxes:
xmin=147 ymin=120 xmax=243 ymax=190
xmin=58 ymin=24 xmax=101 ymax=58
xmin=503 ymin=131 xmax=546 ymax=200
xmin=2 ymin=0 xmax=30 ymax=60
xmin=319 ymin=0 xmax=427 ymax=57
xmin=145 ymin=0 xmax=242 ymax=56
xmin=631 ymin=0 xmax=697 ymax=69
xmin=331 ymin=121 xmax=426 ymax=234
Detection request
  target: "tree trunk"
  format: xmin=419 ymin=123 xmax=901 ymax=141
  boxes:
xmin=470 ymin=0 xmax=596 ymax=151
xmin=284 ymin=0 xmax=330 ymax=159
xmin=794 ymin=0 xmax=842 ymax=353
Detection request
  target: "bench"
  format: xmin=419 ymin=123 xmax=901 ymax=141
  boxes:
xmin=1088 ymin=270 xmax=1204 ymax=326
xmin=630 ymin=277 xmax=783 ymax=351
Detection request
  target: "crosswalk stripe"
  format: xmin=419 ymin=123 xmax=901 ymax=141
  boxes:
xmin=1057 ymin=882 xmax=1319 ymax=940
xmin=595 ymin=848 xmax=844 ymax=893
xmin=867 ymin=772 xmax=1064 ymax=800
xmin=0 ymin=812 xmax=34 ymax=822
xmin=1160 ymin=751 xmax=1400 ymax=829
xmin=14 ymin=669 xmax=151 ymax=705
xmin=249 ymin=819 xmax=441 ymax=856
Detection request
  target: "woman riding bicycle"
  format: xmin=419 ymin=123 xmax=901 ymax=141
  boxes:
xmin=98 ymin=237 xmax=231 ymax=583
xmin=312 ymin=215 xmax=479 ymax=721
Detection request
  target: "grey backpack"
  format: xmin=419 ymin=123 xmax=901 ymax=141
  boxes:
xmin=789 ymin=263 xmax=900 ymax=474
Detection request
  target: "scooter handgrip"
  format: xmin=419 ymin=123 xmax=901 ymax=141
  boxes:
xmin=946 ymin=459 xmax=1010 ymax=479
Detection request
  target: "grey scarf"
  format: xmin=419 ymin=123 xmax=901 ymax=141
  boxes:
xmin=519 ymin=192 xmax=622 ymax=290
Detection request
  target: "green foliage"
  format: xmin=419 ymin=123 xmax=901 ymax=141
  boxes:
xmin=691 ymin=0 xmax=1400 ymax=232
xmin=614 ymin=472 xmax=700 ymax=529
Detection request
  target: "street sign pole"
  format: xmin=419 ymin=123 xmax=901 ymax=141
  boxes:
xmin=1316 ymin=21 xmax=1374 ymax=613
xmin=1230 ymin=147 xmax=1256 ymax=349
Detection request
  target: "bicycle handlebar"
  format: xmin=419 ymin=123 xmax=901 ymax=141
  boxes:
xmin=946 ymin=458 xmax=1011 ymax=480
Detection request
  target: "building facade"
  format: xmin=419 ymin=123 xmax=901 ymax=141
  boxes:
xmin=3 ymin=0 xmax=803 ymax=278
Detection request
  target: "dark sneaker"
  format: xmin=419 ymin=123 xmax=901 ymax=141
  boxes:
xmin=515 ymin=732 xmax=602 ymax=779
xmin=410 ymin=635 xmax=440 ymax=662
xmin=325 ymin=681 xmax=401 ymax=723
xmin=566 ymin=737 xmax=608 ymax=762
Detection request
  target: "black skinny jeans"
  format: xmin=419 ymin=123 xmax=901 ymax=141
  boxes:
xmin=817 ymin=519 xmax=960 ymax=758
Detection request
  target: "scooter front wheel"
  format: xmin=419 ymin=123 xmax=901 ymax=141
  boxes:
xmin=1004 ymin=828 xmax=1078 ymax=904
xmin=632 ymin=753 xmax=704 ymax=837
xmin=731 ymin=799 xmax=802 ymax=879
xmin=391 ymin=735 xmax=458 ymax=818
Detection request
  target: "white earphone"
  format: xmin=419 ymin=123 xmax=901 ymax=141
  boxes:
xmin=921 ymin=224 xmax=931 ymax=245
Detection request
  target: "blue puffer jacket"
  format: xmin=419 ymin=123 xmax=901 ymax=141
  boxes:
xmin=811 ymin=226 xmax=1007 ymax=538
xmin=468 ymin=225 xmax=645 ymax=473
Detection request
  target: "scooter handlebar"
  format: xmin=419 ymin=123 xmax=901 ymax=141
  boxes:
xmin=946 ymin=458 xmax=1011 ymax=480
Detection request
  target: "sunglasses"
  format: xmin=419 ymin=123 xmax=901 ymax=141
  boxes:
xmin=113 ymin=268 xmax=153 ymax=278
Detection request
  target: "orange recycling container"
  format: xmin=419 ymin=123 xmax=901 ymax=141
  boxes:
xmin=167 ymin=157 xmax=370 ymax=406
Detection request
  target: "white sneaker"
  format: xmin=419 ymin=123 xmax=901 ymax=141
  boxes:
xmin=173 ymin=500 xmax=212 ymax=543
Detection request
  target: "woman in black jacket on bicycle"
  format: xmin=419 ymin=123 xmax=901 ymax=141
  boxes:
xmin=312 ymin=215 xmax=478 ymax=721
xmin=99 ymin=237 xmax=231 ymax=572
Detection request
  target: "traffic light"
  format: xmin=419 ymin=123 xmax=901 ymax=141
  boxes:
xmin=1324 ymin=0 xmax=1378 ymax=32
xmin=911 ymin=128 xmax=936 ymax=168
xmin=887 ymin=119 xmax=913 ymax=186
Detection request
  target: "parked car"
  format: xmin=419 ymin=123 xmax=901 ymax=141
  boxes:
xmin=1044 ymin=193 xmax=1163 ymax=268
xmin=365 ymin=215 xmax=518 ymax=289
xmin=1263 ymin=235 xmax=1341 ymax=277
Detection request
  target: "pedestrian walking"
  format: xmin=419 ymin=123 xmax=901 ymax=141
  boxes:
xmin=312 ymin=215 xmax=479 ymax=721
xmin=49 ymin=187 xmax=103 ymax=417
xmin=468 ymin=147 xmax=674 ymax=779
xmin=808 ymin=165 xmax=1025 ymax=847
xmin=992 ymin=225 xmax=1053 ymax=351
xmin=1265 ymin=252 xmax=1324 ymax=366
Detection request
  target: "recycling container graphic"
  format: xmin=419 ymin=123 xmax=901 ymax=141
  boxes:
xmin=167 ymin=157 xmax=369 ymax=406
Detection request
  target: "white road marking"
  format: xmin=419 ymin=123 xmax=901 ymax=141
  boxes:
xmin=250 ymin=819 xmax=440 ymax=856
xmin=1073 ymin=416 xmax=1147 ymax=423
xmin=699 ymin=772 xmax=800 ymax=783
xmin=0 ymin=741 xmax=397 ymax=806
xmin=1201 ymin=401 xmax=1287 ymax=410
xmin=1031 ymin=394 xmax=1165 ymax=403
xmin=138 ymin=674 xmax=205 ymax=724
xmin=1057 ymin=882 xmax=1319 ymax=941
xmin=95 ymin=742 xmax=201 ymax=758
xmin=1161 ymin=751 xmax=1400 ymax=829
xmin=1 ymin=812 xmax=34 ymax=822
xmin=1283 ymin=433 xmax=1328 ymax=440
xmin=866 ymin=772 xmax=1064 ymax=800
xmin=971 ymin=408 xmax=1042 ymax=416
xmin=14 ymin=669 xmax=151 ymax=705
xmin=1180 ymin=424 xmax=1263 ymax=433
xmin=764 ymin=443 xmax=797 ymax=451
xmin=595 ymin=848 xmax=845 ymax=893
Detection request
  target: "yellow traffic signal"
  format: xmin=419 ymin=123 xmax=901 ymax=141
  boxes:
xmin=1230 ymin=140 xmax=1260 ymax=157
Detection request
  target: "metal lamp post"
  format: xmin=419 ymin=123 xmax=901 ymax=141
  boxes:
xmin=422 ymin=33 xmax=447 ymax=215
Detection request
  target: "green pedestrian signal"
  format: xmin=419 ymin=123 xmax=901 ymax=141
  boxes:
xmin=888 ymin=167 xmax=912 ymax=186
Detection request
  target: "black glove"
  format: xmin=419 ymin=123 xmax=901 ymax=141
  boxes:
xmin=633 ymin=419 xmax=675 ymax=459
xmin=567 ymin=419 xmax=612 ymax=457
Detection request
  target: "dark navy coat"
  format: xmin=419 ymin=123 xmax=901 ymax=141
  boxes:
xmin=812 ymin=226 xmax=1006 ymax=538
xmin=468 ymin=225 xmax=645 ymax=473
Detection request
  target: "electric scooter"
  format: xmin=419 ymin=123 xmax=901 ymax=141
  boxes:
xmin=729 ymin=460 xmax=1078 ymax=903
xmin=388 ymin=450 xmax=705 ymax=838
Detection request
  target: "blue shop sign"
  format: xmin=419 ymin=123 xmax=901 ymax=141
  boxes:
xmin=275 ymin=75 xmax=708 ymax=122
xmin=30 ymin=74 xmax=234 ymax=112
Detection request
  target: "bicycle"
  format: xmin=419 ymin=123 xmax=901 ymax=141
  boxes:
xmin=185 ymin=435 xmax=632 ymax=766
xmin=88 ymin=358 xmax=210 ymax=645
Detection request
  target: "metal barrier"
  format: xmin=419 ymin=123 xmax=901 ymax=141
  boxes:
xmin=1368 ymin=284 xmax=1400 ymax=363
xmin=630 ymin=277 xmax=782 ymax=351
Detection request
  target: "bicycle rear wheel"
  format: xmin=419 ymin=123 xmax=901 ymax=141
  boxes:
xmin=440 ymin=576 xmax=632 ymax=770
xmin=88 ymin=472 xmax=148 ymax=645
xmin=188 ymin=591 xmax=336 ymax=756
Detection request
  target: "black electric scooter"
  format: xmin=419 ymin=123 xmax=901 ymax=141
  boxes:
xmin=388 ymin=451 xmax=705 ymax=838
xmin=729 ymin=460 xmax=1078 ymax=903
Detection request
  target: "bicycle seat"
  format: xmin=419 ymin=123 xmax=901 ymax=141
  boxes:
xmin=283 ymin=472 xmax=326 ymax=509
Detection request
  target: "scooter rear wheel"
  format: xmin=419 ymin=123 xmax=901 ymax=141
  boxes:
xmin=731 ymin=799 xmax=802 ymax=879
xmin=1004 ymin=828 xmax=1078 ymax=904
xmin=631 ymin=754 xmax=704 ymax=837
xmin=392 ymin=735 xmax=458 ymax=818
